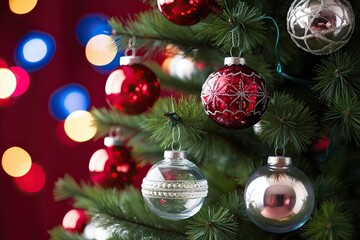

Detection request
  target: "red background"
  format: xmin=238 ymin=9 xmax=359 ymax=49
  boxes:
xmin=0 ymin=1 xmax=147 ymax=239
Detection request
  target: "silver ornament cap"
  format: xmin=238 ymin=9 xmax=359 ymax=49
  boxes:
xmin=224 ymin=57 xmax=246 ymax=66
xmin=164 ymin=150 xmax=187 ymax=159
xmin=120 ymin=55 xmax=142 ymax=65
xmin=104 ymin=136 xmax=122 ymax=147
xmin=267 ymin=156 xmax=292 ymax=167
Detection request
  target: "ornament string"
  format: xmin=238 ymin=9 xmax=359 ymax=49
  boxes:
xmin=171 ymin=125 xmax=182 ymax=151
xmin=230 ymin=27 xmax=242 ymax=57
xmin=125 ymin=36 xmax=137 ymax=57
xmin=261 ymin=16 xmax=314 ymax=86
xmin=275 ymin=146 xmax=285 ymax=157
xmin=109 ymin=126 xmax=121 ymax=139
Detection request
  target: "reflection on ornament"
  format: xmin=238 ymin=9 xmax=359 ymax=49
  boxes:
xmin=62 ymin=209 xmax=89 ymax=233
xmin=157 ymin=0 xmax=212 ymax=26
xmin=244 ymin=156 xmax=315 ymax=233
xmin=105 ymin=55 xmax=160 ymax=115
xmin=287 ymin=0 xmax=355 ymax=55
xmin=141 ymin=150 xmax=208 ymax=220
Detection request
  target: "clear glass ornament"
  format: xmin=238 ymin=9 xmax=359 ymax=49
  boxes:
xmin=141 ymin=150 xmax=208 ymax=220
xmin=287 ymin=0 xmax=355 ymax=55
xmin=244 ymin=156 xmax=315 ymax=233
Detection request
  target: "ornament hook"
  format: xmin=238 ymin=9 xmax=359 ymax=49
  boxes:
xmin=109 ymin=126 xmax=121 ymax=139
xmin=230 ymin=27 xmax=242 ymax=57
xmin=275 ymin=146 xmax=285 ymax=157
xmin=171 ymin=125 xmax=181 ymax=151
xmin=125 ymin=36 xmax=136 ymax=57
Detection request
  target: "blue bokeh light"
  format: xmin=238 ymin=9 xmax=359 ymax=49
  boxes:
xmin=49 ymin=84 xmax=90 ymax=120
xmin=76 ymin=13 xmax=112 ymax=46
xmin=14 ymin=31 xmax=56 ymax=72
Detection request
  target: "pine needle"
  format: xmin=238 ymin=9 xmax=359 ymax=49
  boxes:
xmin=201 ymin=1 xmax=266 ymax=54
xmin=301 ymin=201 xmax=354 ymax=240
xmin=324 ymin=94 xmax=360 ymax=146
xmin=259 ymin=92 xmax=317 ymax=153
xmin=312 ymin=51 xmax=360 ymax=104
xmin=186 ymin=207 xmax=238 ymax=240
xmin=48 ymin=226 xmax=86 ymax=240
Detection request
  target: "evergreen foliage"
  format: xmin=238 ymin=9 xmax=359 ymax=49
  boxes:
xmin=50 ymin=0 xmax=360 ymax=239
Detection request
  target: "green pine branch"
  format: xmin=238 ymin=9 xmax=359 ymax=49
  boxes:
xmin=312 ymin=51 xmax=360 ymax=104
xmin=51 ymin=175 xmax=187 ymax=239
xmin=258 ymin=92 xmax=317 ymax=153
xmin=201 ymin=1 xmax=266 ymax=54
xmin=186 ymin=207 xmax=238 ymax=240
xmin=48 ymin=227 xmax=86 ymax=240
xmin=301 ymin=201 xmax=355 ymax=240
xmin=324 ymin=95 xmax=360 ymax=146
xmin=109 ymin=10 xmax=211 ymax=57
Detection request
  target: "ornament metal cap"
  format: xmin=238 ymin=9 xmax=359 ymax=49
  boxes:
xmin=120 ymin=55 xmax=142 ymax=65
xmin=164 ymin=150 xmax=187 ymax=159
xmin=267 ymin=156 xmax=292 ymax=167
xmin=224 ymin=57 xmax=246 ymax=66
xmin=104 ymin=136 xmax=122 ymax=147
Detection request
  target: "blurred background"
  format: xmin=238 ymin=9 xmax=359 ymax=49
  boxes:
xmin=0 ymin=1 xmax=148 ymax=239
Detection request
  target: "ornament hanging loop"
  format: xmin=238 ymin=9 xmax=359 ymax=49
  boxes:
xmin=275 ymin=146 xmax=285 ymax=157
xmin=171 ymin=125 xmax=182 ymax=151
xmin=109 ymin=126 xmax=121 ymax=138
xmin=230 ymin=27 xmax=242 ymax=57
xmin=125 ymin=36 xmax=136 ymax=57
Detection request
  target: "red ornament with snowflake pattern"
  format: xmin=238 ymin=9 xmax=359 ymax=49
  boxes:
xmin=201 ymin=57 xmax=269 ymax=129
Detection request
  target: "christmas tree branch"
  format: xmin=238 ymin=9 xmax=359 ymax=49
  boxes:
xmin=109 ymin=10 xmax=211 ymax=56
xmin=48 ymin=227 xmax=86 ymax=240
xmin=258 ymin=92 xmax=317 ymax=153
xmin=312 ymin=51 xmax=360 ymax=104
xmin=201 ymin=1 xmax=266 ymax=54
xmin=52 ymin=176 xmax=187 ymax=239
xmin=324 ymin=94 xmax=360 ymax=146
xmin=301 ymin=201 xmax=355 ymax=240
xmin=144 ymin=96 xmax=261 ymax=162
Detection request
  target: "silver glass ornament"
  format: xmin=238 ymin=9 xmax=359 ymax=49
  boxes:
xmin=287 ymin=0 xmax=355 ymax=55
xmin=244 ymin=156 xmax=315 ymax=233
xmin=141 ymin=150 xmax=208 ymax=220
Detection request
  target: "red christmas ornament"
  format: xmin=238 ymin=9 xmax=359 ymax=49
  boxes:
xmin=157 ymin=0 xmax=213 ymax=26
xmin=201 ymin=57 xmax=269 ymax=129
xmin=89 ymin=128 xmax=137 ymax=188
xmin=62 ymin=209 xmax=89 ymax=233
xmin=105 ymin=55 xmax=160 ymax=115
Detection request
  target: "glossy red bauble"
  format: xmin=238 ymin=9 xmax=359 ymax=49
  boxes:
xmin=157 ymin=0 xmax=212 ymax=26
xmin=105 ymin=64 xmax=160 ymax=115
xmin=89 ymin=144 xmax=137 ymax=188
xmin=62 ymin=209 xmax=89 ymax=233
xmin=201 ymin=57 xmax=269 ymax=129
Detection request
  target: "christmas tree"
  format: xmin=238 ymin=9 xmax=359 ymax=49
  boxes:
xmin=49 ymin=0 xmax=360 ymax=239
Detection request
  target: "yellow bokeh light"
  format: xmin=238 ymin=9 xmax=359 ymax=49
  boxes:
xmin=0 ymin=68 xmax=17 ymax=99
xmin=9 ymin=0 xmax=38 ymax=15
xmin=64 ymin=110 xmax=97 ymax=142
xmin=85 ymin=34 xmax=117 ymax=66
xmin=2 ymin=146 xmax=32 ymax=177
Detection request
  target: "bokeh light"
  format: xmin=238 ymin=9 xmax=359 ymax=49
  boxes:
xmin=169 ymin=54 xmax=196 ymax=80
xmin=85 ymin=34 xmax=117 ymax=66
xmin=55 ymin=121 xmax=78 ymax=146
xmin=76 ymin=13 xmax=112 ymax=46
xmin=64 ymin=110 xmax=97 ymax=142
xmin=0 ymin=57 xmax=8 ymax=68
xmin=93 ymin=50 xmax=123 ymax=74
xmin=2 ymin=146 xmax=32 ymax=177
xmin=9 ymin=0 xmax=38 ymax=14
xmin=49 ymin=84 xmax=90 ymax=120
xmin=14 ymin=163 xmax=46 ymax=193
xmin=0 ymin=68 xmax=17 ymax=99
xmin=9 ymin=66 xmax=30 ymax=97
xmin=14 ymin=31 xmax=56 ymax=72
